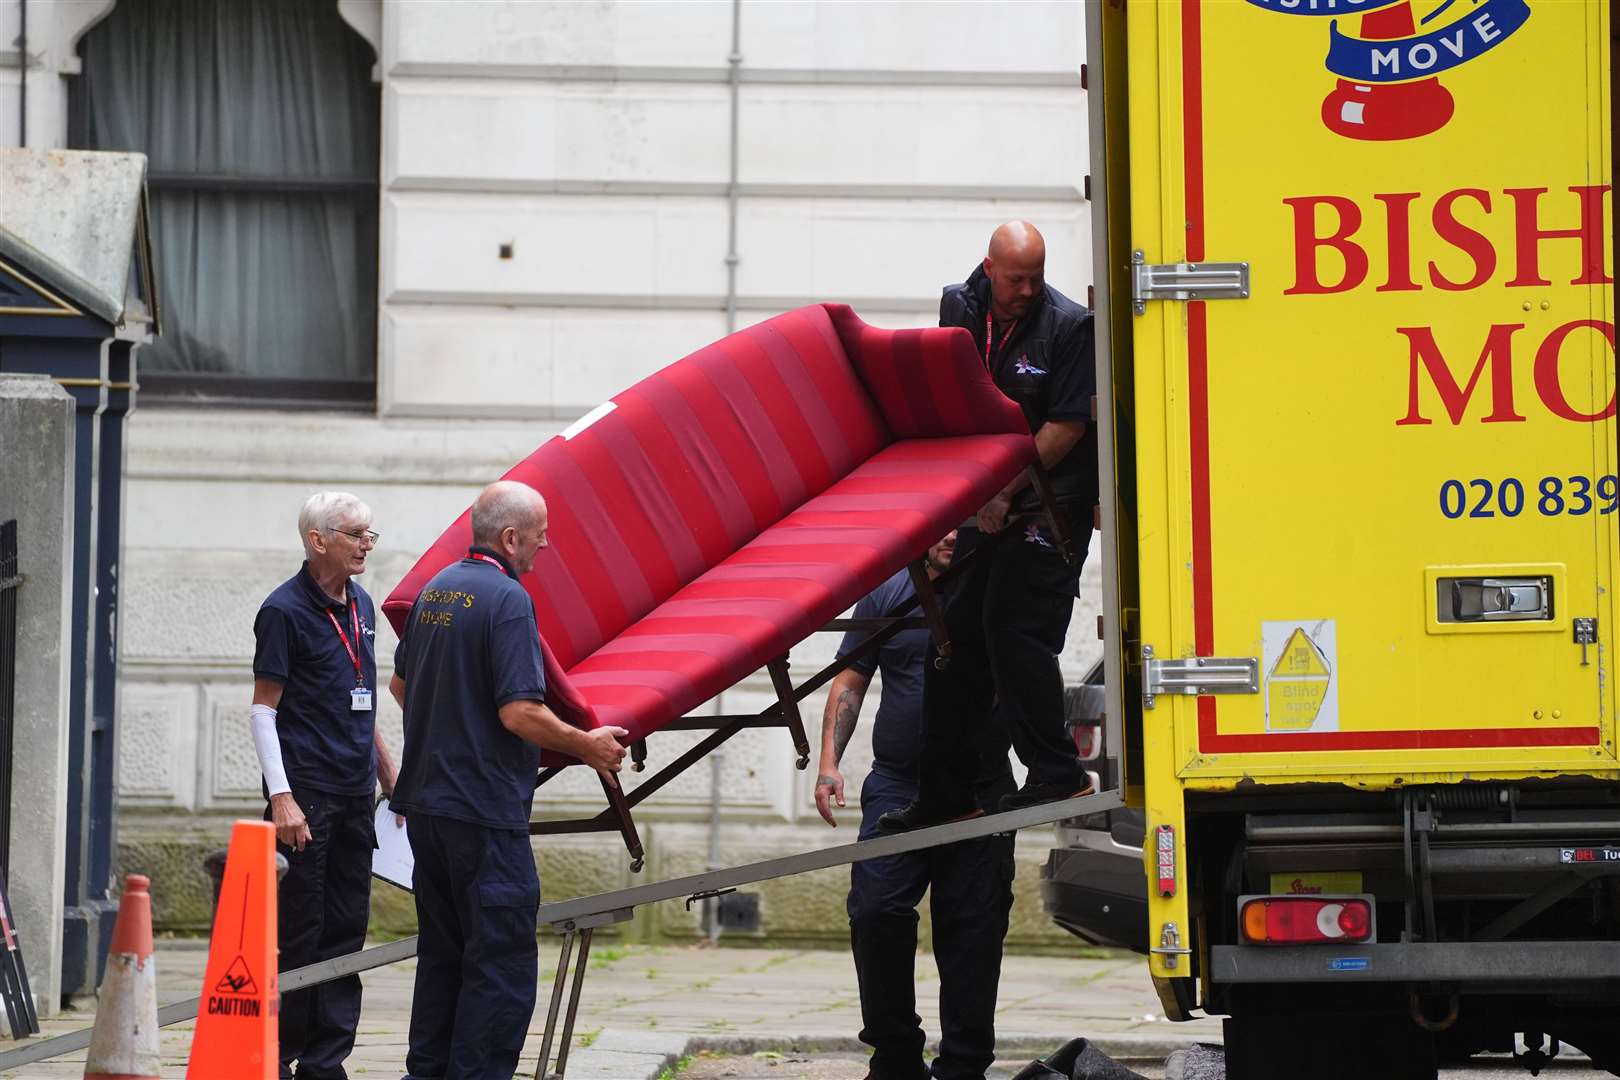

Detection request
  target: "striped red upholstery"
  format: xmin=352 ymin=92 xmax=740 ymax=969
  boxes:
xmin=382 ymin=304 xmax=1035 ymax=747
xmin=566 ymin=435 xmax=1030 ymax=738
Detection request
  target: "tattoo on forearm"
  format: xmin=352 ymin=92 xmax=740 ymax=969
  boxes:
xmin=831 ymin=688 xmax=860 ymax=760
xmin=816 ymin=774 xmax=838 ymax=788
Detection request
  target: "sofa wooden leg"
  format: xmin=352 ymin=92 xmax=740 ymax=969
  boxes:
xmin=766 ymin=656 xmax=811 ymax=769
xmin=630 ymin=738 xmax=647 ymax=772
xmin=599 ymin=772 xmax=646 ymax=873
xmin=906 ymin=559 xmax=952 ymax=670
xmin=1027 ymin=462 xmax=1075 ymax=564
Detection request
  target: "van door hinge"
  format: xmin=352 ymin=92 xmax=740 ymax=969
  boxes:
xmin=1132 ymin=250 xmax=1250 ymax=314
xmin=1142 ymin=645 xmax=1260 ymax=710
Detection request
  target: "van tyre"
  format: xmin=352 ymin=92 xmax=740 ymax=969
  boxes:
xmin=1223 ymin=1013 xmax=1438 ymax=1080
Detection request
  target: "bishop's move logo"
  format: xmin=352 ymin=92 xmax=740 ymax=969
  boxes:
xmin=1247 ymin=0 xmax=1530 ymax=141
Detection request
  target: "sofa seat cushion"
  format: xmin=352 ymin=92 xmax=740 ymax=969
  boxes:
xmin=563 ymin=434 xmax=1033 ymax=740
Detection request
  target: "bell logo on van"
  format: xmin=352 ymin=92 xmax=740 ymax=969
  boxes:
xmin=1245 ymin=0 xmax=1531 ymax=141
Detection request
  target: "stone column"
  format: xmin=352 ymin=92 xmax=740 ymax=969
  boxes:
xmin=0 ymin=373 xmax=76 ymax=1016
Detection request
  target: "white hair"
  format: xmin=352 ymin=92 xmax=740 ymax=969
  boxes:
xmin=299 ymin=491 xmax=372 ymax=558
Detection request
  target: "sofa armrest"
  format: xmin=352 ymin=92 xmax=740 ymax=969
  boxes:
xmin=822 ymin=302 xmax=1031 ymax=440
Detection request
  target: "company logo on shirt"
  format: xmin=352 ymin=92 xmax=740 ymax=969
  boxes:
xmin=1013 ymin=355 xmax=1047 ymax=376
xmin=1023 ymin=522 xmax=1054 ymax=548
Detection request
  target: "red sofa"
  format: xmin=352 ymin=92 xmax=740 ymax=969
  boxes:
xmin=383 ymin=303 xmax=1037 ymax=865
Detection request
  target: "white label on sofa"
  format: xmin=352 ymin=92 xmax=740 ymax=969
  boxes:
xmin=561 ymin=400 xmax=617 ymax=440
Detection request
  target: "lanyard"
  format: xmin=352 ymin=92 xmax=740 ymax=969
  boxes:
xmin=325 ymin=600 xmax=364 ymax=687
xmin=984 ymin=311 xmax=1019 ymax=370
xmin=469 ymin=552 xmax=505 ymax=572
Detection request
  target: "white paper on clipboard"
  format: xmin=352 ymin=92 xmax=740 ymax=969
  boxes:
xmin=372 ymin=798 xmax=414 ymax=891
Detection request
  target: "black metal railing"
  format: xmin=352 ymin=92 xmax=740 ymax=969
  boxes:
xmin=0 ymin=519 xmax=20 ymax=883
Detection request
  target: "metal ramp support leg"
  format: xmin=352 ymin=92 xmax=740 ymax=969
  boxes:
xmin=535 ymin=926 xmax=593 ymax=1080
xmin=767 ymin=656 xmax=811 ymax=769
xmin=600 ymin=772 xmax=646 ymax=873
xmin=905 ymin=558 xmax=952 ymax=670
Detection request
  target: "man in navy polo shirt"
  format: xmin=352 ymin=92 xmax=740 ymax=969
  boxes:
xmin=389 ymin=480 xmax=628 ymax=1080
xmin=251 ymin=491 xmax=400 ymax=1080
xmin=815 ymin=531 xmax=1017 ymax=1080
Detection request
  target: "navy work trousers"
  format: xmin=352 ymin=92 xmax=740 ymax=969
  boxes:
xmin=403 ymin=813 xmax=540 ymax=1080
xmin=850 ymin=769 xmax=1016 ymax=1080
xmin=918 ymin=521 xmax=1089 ymax=808
xmin=269 ymin=786 xmax=374 ymax=1080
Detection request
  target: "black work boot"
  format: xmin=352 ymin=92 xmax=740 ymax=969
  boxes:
xmin=996 ymin=774 xmax=1096 ymax=813
xmin=876 ymin=798 xmax=984 ymax=834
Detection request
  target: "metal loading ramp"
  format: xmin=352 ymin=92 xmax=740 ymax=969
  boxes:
xmin=0 ymin=787 xmax=1120 ymax=1077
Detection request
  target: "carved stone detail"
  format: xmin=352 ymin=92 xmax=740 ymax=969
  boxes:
xmin=116 ymin=684 xmax=199 ymax=808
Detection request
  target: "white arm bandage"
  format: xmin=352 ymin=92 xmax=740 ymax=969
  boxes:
xmin=249 ymin=703 xmax=292 ymax=797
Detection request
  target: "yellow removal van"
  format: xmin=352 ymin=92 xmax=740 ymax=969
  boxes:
xmin=1082 ymin=0 xmax=1619 ymax=1075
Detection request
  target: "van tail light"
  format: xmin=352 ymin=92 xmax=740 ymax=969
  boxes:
xmin=1239 ymin=895 xmax=1375 ymax=945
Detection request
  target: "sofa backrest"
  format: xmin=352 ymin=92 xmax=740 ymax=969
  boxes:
xmin=384 ymin=305 xmax=889 ymax=671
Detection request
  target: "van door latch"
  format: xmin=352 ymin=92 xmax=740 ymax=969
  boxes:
xmin=1574 ymin=618 xmax=1598 ymax=665
xmin=1131 ymin=250 xmax=1251 ymax=314
xmin=1437 ymin=575 xmax=1554 ymax=623
xmin=1143 ymin=646 xmax=1260 ymax=709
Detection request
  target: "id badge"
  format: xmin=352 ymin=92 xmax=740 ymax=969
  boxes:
xmin=350 ymin=688 xmax=373 ymax=712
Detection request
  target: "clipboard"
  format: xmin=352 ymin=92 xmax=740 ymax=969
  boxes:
xmin=371 ymin=798 xmax=414 ymax=892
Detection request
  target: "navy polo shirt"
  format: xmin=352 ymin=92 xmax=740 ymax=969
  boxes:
xmin=252 ymin=564 xmax=378 ymax=796
xmin=390 ymin=548 xmax=547 ymax=831
xmin=837 ymin=571 xmax=928 ymax=780
xmin=836 ymin=570 xmax=1015 ymax=795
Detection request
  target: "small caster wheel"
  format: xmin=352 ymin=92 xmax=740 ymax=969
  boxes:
xmin=630 ymin=857 xmax=645 ymax=874
xmin=933 ymin=656 xmax=950 ymax=670
xmin=796 ymin=754 xmax=810 ymax=770
xmin=631 ymin=760 xmax=645 ymax=772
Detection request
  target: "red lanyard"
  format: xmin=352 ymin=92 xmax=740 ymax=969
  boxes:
xmin=469 ymin=552 xmax=505 ymax=572
xmin=984 ymin=311 xmax=1018 ymax=369
xmin=325 ymin=600 xmax=363 ymax=687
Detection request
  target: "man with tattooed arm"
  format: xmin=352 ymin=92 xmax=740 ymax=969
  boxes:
xmin=814 ymin=530 xmax=1017 ymax=1080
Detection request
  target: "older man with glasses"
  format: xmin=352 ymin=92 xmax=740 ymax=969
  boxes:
xmin=251 ymin=491 xmax=399 ymax=1080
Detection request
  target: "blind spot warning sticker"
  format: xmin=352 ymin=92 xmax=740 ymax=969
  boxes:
xmin=1263 ymin=620 xmax=1338 ymax=733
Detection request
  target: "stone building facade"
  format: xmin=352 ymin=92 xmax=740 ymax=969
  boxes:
xmin=2 ymin=0 xmax=1097 ymax=947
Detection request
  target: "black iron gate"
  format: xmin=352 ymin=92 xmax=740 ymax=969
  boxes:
xmin=0 ymin=519 xmax=19 ymax=883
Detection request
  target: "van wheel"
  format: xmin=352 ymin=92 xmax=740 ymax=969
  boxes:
xmin=1223 ymin=1013 xmax=1438 ymax=1080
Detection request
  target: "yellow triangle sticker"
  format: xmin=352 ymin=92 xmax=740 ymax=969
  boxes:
xmin=1266 ymin=626 xmax=1332 ymax=730
xmin=1273 ymin=627 xmax=1330 ymax=679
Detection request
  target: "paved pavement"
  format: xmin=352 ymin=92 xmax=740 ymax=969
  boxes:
xmin=677 ymin=1048 xmax=1615 ymax=1080
xmin=677 ymin=1055 xmax=1613 ymax=1080
xmin=0 ymin=940 xmax=1218 ymax=1078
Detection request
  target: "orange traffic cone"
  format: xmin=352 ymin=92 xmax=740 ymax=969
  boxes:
xmin=84 ymin=874 xmax=160 ymax=1080
xmin=186 ymin=821 xmax=279 ymax=1080
xmin=1321 ymin=1 xmax=1455 ymax=141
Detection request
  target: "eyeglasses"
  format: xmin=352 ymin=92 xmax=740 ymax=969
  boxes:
xmin=327 ymin=527 xmax=380 ymax=546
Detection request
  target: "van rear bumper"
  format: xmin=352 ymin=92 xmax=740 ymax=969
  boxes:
xmin=1211 ymin=941 xmax=1620 ymax=984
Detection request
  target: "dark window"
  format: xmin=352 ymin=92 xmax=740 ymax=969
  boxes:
xmin=74 ymin=0 xmax=380 ymax=408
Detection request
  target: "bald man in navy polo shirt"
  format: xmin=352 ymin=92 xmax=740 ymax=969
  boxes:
xmin=251 ymin=491 xmax=399 ymax=1080
xmin=389 ymin=480 xmax=628 ymax=1080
